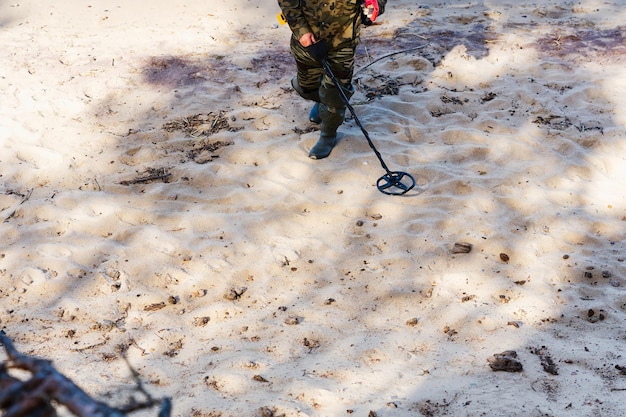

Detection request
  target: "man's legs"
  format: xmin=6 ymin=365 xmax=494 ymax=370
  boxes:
xmin=290 ymin=38 xmax=356 ymax=159
xmin=309 ymin=45 xmax=355 ymax=159
xmin=290 ymin=36 xmax=323 ymax=101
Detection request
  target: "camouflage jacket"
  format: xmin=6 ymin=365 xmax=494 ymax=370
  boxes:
xmin=278 ymin=0 xmax=387 ymax=48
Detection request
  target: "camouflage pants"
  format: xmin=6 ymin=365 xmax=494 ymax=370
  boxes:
xmin=289 ymin=36 xmax=355 ymax=110
xmin=290 ymin=36 xmax=356 ymax=135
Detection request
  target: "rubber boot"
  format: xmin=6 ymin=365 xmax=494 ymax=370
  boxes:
xmin=291 ymin=77 xmax=320 ymax=102
xmin=309 ymin=103 xmax=321 ymax=124
xmin=309 ymin=83 xmax=353 ymax=159
xmin=309 ymin=103 xmax=345 ymax=159
xmin=309 ymin=132 xmax=337 ymax=159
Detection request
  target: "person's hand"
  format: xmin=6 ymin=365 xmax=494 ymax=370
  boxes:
xmin=299 ymin=32 xmax=316 ymax=47
xmin=361 ymin=0 xmax=380 ymax=26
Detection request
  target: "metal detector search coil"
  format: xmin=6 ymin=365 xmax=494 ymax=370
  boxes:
xmin=377 ymin=171 xmax=415 ymax=196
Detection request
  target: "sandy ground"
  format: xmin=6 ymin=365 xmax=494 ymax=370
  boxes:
xmin=2 ymin=1 xmax=626 ymax=416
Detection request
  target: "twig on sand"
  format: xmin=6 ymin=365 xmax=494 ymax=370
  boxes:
xmin=3 ymin=188 xmax=33 ymax=223
xmin=119 ymin=169 xmax=171 ymax=185
xmin=0 ymin=331 xmax=171 ymax=417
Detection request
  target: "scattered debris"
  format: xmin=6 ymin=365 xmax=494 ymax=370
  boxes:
xmin=488 ymin=350 xmax=523 ymax=372
xmin=532 ymin=115 xmax=572 ymax=130
xmin=356 ymin=74 xmax=401 ymax=100
xmin=415 ymin=399 xmax=452 ymax=417
xmin=0 ymin=331 xmax=171 ymax=416
xmin=530 ymin=346 xmax=559 ymax=375
xmin=302 ymin=337 xmax=320 ymax=352
xmin=586 ymin=308 xmax=607 ymax=323
xmin=452 ymin=242 xmax=472 ymax=254
xmin=575 ymin=122 xmax=604 ymax=134
xmin=257 ymin=406 xmax=276 ymax=417
xmin=164 ymin=339 xmax=184 ymax=358
xmin=120 ymin=167 xmax=171 ymax=185
xmin=224 ymin=287 xmax=247 ymax=301
xmin=440 ymin=94 xmax=464 ymax=105
xmin=284 ymin=316 xmax=301 ymax=325
xmin=163 ymin=112 xmax=240 ymax=137
xmin=406 ymin=317 xmax=420 ymax=326
xmin=293 ymin=126 xmax=319 ymax=134
xmin=443 ymin=326 xmax=458 ymax=340
xmin=193 ymin=317 xmax=211 ymax=327
xmin=2 ymin=188 xmax=33 ymax=223
xmin=480 ymin=92 xmax=497 ymax=103
xmin=186 ymin=140 xmax=233 ymax=164
xmin=144 ymin=302 xmax=167 ymax=312
xmin=429 ymin=107 xmax=454 ymax=118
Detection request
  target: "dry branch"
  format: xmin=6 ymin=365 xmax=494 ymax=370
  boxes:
xmin=0 ymin=331 xmax=171 ymax=417
xmin=119 ymin=168 xmax=172 ymax=186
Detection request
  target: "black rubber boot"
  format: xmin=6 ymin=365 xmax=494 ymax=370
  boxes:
xmin=309 ymin=133 xmax=337 ymax=159
xmin=291 ymin=77 xmax=320 ymax=102
xmin=309 ymin=103 xmax=345 ymax=159
xmin=308 ymin=83 xmax=353 ymax=159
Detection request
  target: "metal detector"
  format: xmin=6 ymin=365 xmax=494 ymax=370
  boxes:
xmin=321 ymin=58 xmax=416 ymax=196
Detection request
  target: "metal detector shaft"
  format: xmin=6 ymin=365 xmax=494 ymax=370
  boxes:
xmin=320 ymin=59 xmax=416 ymax=196
xmin=321 ymin=59 xmax=391 ymax=173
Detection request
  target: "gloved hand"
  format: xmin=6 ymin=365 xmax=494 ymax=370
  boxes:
xmin=361 ymin=0 xmax=381 ymax=26
xmin=306 ymin=39 xmax=329 ymax=61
